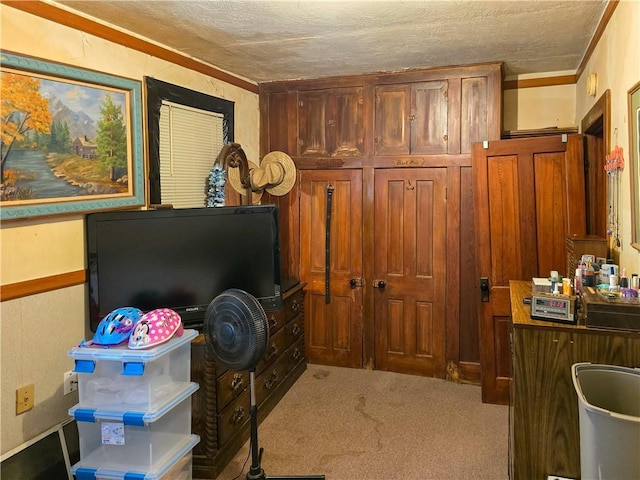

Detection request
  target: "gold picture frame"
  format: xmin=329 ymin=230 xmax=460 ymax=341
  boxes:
xmin=629 ymin=80 xmax=640 ymax=251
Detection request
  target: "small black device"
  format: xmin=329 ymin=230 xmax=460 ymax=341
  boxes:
xmin=85 ymin=205 xmax=282 ymax=332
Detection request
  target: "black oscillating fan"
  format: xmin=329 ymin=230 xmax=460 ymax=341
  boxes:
xmin=204 ymin=289 xmax=325 ymax=480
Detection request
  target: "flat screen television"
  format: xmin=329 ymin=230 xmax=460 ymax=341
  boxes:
xmin=85 ymin=205 xmax=282 ymax=332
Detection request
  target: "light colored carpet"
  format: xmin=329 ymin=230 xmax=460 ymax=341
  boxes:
xmin=219 ymin=364 xmax=509 ymax=480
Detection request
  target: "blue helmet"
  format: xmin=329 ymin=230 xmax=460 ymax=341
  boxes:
xmin=92 ymin=307 xmax=143 ymax=346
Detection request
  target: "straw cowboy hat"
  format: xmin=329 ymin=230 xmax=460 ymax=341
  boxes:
xmin=227 ymin=160 xmax=264 ymax=204
xmin=228 ymin=150 xmax=296 ymax=198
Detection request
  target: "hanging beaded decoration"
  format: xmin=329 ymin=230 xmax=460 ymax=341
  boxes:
xmin=605 ymin=142 xmax=624 ymax=247
xmin=206 ymin=162 xmax=227 ymax=207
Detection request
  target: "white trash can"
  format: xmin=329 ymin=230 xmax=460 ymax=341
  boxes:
xmin=571 ymin=363 xmax=640 ymax=480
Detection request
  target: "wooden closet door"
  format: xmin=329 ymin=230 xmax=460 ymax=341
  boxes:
xmin=373 ymin=168 xmax=447 ymax=377
xmin=473 ymin=135 xmax=585 ymax=404
xmin=300 ymin=169 xmax=364 ymax=368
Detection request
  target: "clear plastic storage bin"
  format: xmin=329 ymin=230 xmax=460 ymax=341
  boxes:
xmin=572 ymin=363 xmax=640 ymax=480
xmin=71 ymin=442 xmax=196 ymax=479
xmin=69 ymin=329 xmax=198 ymax=412
xmin=70 ymin=383 xmax=198 ymax=475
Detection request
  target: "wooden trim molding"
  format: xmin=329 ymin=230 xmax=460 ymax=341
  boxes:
xmin=503 ymin=75 xmax=576 ymax=90
xmin=576 ymin=0 xmax=619 ymax=81
xmin=0 ymin=270 xmax=86 ymax=302
xmin=1 ymin=0 xmax=259 ymax=94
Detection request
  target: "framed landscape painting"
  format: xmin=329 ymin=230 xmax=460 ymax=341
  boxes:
xmin=0 ymin=52 xmax=144 ymax=220
xmin=630 ymin=80 xmax=640 ymax=251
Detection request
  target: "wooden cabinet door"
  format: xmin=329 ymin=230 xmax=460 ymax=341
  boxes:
xmin=374 ymin=84 xmax=411 ymax=156
xmin=375 ymin=81 xmax=448 ymax=156
xmin=411 ymin=81 xmax=448 ymax=154
xmin=298 ymin=87 xmax=363 ymax=157
xmin=473 ymin=135 xmax=585 ymax=404
xmin=460 ymin=76 xmax=489 ymax=154
xmin=300 ymin=169 xmax=364 ymax=368
xmin=299 ymin=90 xmax=329 ymax=156
xmin=373 ymin=168 xmax=447 ymax=377
xmin=330 ymin=87 xmax=364 ymax=156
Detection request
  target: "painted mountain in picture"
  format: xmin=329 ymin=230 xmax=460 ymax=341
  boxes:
xmin=1 ymin=69 xmax=130 ymax=203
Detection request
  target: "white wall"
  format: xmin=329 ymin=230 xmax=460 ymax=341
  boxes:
xmin=576 ymin=0 xmax=640 ymax=273
xmin=0 ymin=4 xmax=260 ymax=454
xmin=503 ymin=83 xmax=576 ymax=132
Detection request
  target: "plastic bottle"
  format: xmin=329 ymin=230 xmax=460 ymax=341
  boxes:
xmin=620 ymin=268 xmax=629 ymax=289
xmin=583 ymin=261 xmax=595 ymax=287
xmin=574 ymin=267 xmax=583 ymax=291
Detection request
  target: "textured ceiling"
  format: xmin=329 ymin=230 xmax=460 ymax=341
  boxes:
xmin=52 ymin=0 xmax=609 ymax=84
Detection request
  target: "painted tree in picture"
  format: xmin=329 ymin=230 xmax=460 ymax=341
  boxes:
xmin=0 ymin=69 xmax=129 ymax=203
xmin=96 ymin=94 xmax=127 ymax=180
xmin=0 ymin=73 xmax=52 ymax=199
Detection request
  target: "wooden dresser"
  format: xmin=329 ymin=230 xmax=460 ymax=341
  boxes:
xmin=190 ymin=282 xmax=307 ymax=479
xmin=509 ymin=280 xmax=640 ymax=479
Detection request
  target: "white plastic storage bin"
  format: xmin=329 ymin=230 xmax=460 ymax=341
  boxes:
xmin=572 ymin=363 xmax=640 ymax=480
xmin=69 ymin=383 xmax=198 ymax=475
xmin=71 ymin=442 xmax=196 ymax=479
xmin=69 ymin=329 xmax=198 ymax=412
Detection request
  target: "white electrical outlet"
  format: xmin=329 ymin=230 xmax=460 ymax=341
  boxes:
xmin=63 ymin=370 xmax=78 ymax=395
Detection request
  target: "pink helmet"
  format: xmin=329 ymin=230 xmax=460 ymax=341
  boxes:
xmin=128 ymin=308 xmax=184 ymax=349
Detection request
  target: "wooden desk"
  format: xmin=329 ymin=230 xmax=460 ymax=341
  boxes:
xmin=510 ymin=280 xmax=640 ymax=479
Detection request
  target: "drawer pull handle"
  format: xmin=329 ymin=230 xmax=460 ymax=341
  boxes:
xmin=232 ymin=406 xmax=245 ymax=424
xmin=264 ymin=343 xmax=279 ymax=361
xmin=265 ymin=370 xmax=279 ymax=390
xmin=291 ymin=299 xmax=301 ymax=313
xmin=292 ymin=348 xmax=301 ymax=360
xmin=291 ymin=323 xmax=301 ymax=336
xmin=231 ymin=373 xmax=244 ymax=392
xmin=268 ymin=314 xmax=278 ymax=328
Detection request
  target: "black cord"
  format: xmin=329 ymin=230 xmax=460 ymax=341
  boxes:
xmin=231 ymin=436 xmax=252 ymax=480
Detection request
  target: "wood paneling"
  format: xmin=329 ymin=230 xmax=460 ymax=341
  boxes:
xmin=260 ymin=62 xmax=503 ymax=382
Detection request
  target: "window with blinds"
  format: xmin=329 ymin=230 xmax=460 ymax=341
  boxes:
xmin=158 ymin=101 xmax=224 ymax=208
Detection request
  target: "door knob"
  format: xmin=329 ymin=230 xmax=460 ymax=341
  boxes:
xmin=373 ymin=280 xmax=386 ymax=289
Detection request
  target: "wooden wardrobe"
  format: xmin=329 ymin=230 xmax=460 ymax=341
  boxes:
xmin=259 ymin=63 xmax=502 ymax=383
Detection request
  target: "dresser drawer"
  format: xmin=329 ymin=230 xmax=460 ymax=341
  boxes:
xmin=266 ymin=308 xmax=285 ymax=336
xmin=284 ymin=288 xmax=304 ymax=323
xmin=255 ymin=326 xmax=287 ymax=375
xmin=216 ymin=369 xmax=249 ymax=412
xmin=285 ymin=337 xmax=305 ymax=375
xmin=254 ymin=350 xmax=288 ymax=406
xmin=218 ymin=390 xmax=250 ymax=445
xmin=284 ymin=316 xmax=304 ymax=348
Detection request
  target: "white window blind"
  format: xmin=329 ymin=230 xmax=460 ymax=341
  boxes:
xmin=159 ymin=101 xmax=224 ymax=208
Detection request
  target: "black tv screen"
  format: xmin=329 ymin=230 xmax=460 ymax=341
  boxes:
xmin=86 ymin=205 xmax=282 ymax=332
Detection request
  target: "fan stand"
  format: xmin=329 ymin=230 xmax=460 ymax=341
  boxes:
xmin=204 ymin=289 xmax=324 ymax=480
xmin=245 ymin=370 xmax=325 ymax=480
